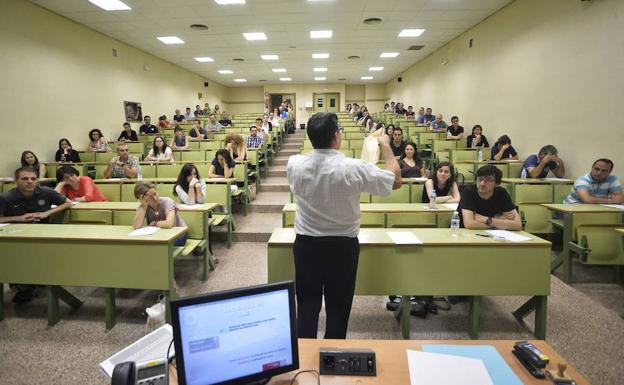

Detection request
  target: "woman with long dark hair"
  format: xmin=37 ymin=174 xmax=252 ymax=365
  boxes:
xmin=399 ymin=143 xmax=425 ymax=178
xmin=173 ymin=163 xmax=206 ymax=205
xmin=422 ymin=161 xmax=460 ymax=203
xmin=208 ymin=149 xmax=235 ymax=178
xmin=146 ymin=136 xmax=173 ymax=162
xmin=20 ymin=150 xmax=46 ymax=178
xmin=55 ymin=138 xmax=81 ymax=163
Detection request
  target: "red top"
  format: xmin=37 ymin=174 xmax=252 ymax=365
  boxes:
xmin=62 ymin=176 xmax=108 ymax=202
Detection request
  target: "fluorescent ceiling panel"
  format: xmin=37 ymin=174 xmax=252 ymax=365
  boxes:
xmin=218 ymin=70 xmax=233 ymax=74
xmin=279 ymin=77 xmax=292 ymax=81
xmin=313 ymin=67 xmax=327 ymax=72
xmin=233 ymin=78 xmax=247 ymax=82
xmin=398 ymin=29 xmax=426 ymax=37
xmin=272 ymin=68 xmax=287 ymax=72
xmin=88 ymin=0 xmax=131 ymax=11
xmin=215 ymin=0 xmax=245 ymax=4
xmin=380 ymin=52 xmax=399 ymax=58
xmin=310 ymin=30 xmax=332 ymax=39
xmin=368 ymin=67 xmax=384 ymax=71
xmin=194 ymin=57 xmax=214 ymax=62
xmin=312 ymin=53 xmax=330 ymax=59
xmin=361 ymin=76 xmax=373 ymax=80
xmin=314 ymin=77 xmax=326 ymax=80
xmin=243 ymin=32 xmax=267 ymax=41
xmin=261 ymin=54 xmax=279 ymax=60
xmin=157 ymin=36 xmax=184 ymax=44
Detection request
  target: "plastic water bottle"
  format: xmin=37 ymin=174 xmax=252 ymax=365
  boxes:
xmin=450 ymin=211 xmax=460 ymax=237
xmin=429 ymin=190 xmax=437 ymax=209
xmin=471 ymin=138 xmax=476 ymax=148
xmin=520 ymin=167 xmax=527 ymax=180
xmin=477 ymin=149 xmax=483 ymax=161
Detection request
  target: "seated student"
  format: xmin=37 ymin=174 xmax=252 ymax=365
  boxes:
xmin=269 ymin=111 xmax=280 ymax=128
xmin=261 ymin=114 xmax=273 ymax=132
xmin=422 ymin=161 xmax=460 ymax=203
xmin=466 ymin=124 xmax=489 ymax=148
xmin=363 ymin=115 xmax=374 ymax=132
xmin=146 ymin=136 xmax=173 ymax=162
xmin=458 ymin=164 xmax=521 ymax=230
xmin=422 ymin=107 xmax=435 ymax=124
xmin=429 ymin=114 xmax=448 ymax=131
xmin=174 ymin=163 xmax=207 ymax=205
xmin=87 ymin=129 xmax=111 ymax=152
xmin=416 ymin=107 xmax=425 ymax=123
xmin=55 ymin=138 xmax=81 ymax=163
xmin=446 ymin=116 xmax=464 ymax=140
xmin=0 ymin=166 xmax=72 ymax=303
xmin=205 ymin=114 xmax=223 ymax=132
xmin=139 ymin=115 xmax=159 ymax=134
xmin=405 ymin=105 xmax=416 ymax=119
xmin=563 ymin=158 xmax=623 ymax=204
xmin=103 ymin=143 xmax=140 ymax=178
xmin=171 ymin=125 xmax=189 ymax=150
xmin=158 ymin=115 xmax=171 ymax=129
xmin=173 ymin=109 xmax=185 ymax=123
xmin=194 ymin=105 xmax=204 ymax=117
xmin=55 ymin=166 xmax=107 ymax=202
xmin=247 ymin=126 xmax=264 ymax=150
xmin=225 ymin=133 xmax=247 ymax=161
xmin=118 ymin=122 xmax=138 ymax=141
xmin=219 ymin=112 xmax=233 ymax=127
xmin=399 ymin=143 xmax=426 ymax=178
xmin=208 ymin=149 xmax=235 ymax=178
xmin=188 ymin=119 xmax=207 ymax=141
xmin=183 ymin=107 xmax=194 ymax=121
xmin=395 ymin=103 xmax=407 ymax=116
xmin=20 ymin=150 xmax=46 ymax=178
xmin=522 ymin=144 xmax=565 ymax=178
xmin=490 ymin=135 xmax=518 ymax=161
xmin=390 ymin=127 xmax=407 ymax=157
xmin=386 ymin=102 xmax=395 ymax=113
xmin=132 ymin=181 xmax=187 ymax=246
xmin=385 ymin=123 xmax=396 ymax=137
xmin=255 ymin=118 xmax=270 ymax=142
xmin=213 ymin=104 xmax=220 ymax=115
xmin=203 ymin=103 xmax=211 ymax=115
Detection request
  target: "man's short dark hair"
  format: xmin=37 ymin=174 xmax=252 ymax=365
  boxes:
xmin=593 ymin=158 xmax=614 ymax=171
xmin=496 ymin=135 xmax=511 ymax=146
xmin=56 ymin=166 xmax=80 ymax=183
xmin=255 ymin=118 xmax=262 ymax=122
xmin=476 ymin=164 xmax=503 ymax=184
xmin=307 ymin=112 xmax=339 ymax=149
xmin=538 ymin=145 xmax=558 ymax=157
xmin=451 ymin=116 xmax=459 ymax=121
xmin=14 ymin=166 xmax=37 ymax=180
xmin=123 ymin=122 xmax=131 ymax=127
xmin=393 ymin=127 xmax=403 ymax=134
xmin=144 ymin=115 xmax=151 ymax=120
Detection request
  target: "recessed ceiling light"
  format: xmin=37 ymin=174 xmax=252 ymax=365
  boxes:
xmin=218 ymin=70 xmax=233 ymax=74
xmin=362 ymin=17 xmax=383 ymax=25
xmin=380 ymin=52 xmax=399 ymax=58
xmin=215 ymin=0 xmax=245 ymax=4
xmin=368 ymin=66 xmax=384 ymax=71
xmin=194 ymin=57 xmax=214 ymax=62
xmin=312 ymin=53 xmax=330 ymax=59
xmin=88 ymin=0 xmax=130 ymax=11
xmin=338 ymin=78 xmax=346 ymax=81
xmin=279 ymin=77 xmax=292 ymax=81
xmin=261 ymin=54 xmax=279 ymax=60
xmin=347 ymin=55 xmax=360 ymax=60
xmin=233 ymin=78 xmax=247 ymax=82
xmin=310 ymin=30 xmax=332 ymax=39
xmin=361 ymin=76 xmax=373 ymax=80
xmin=232 ymin=58 xmax=245 ymax=62
xmin=243 ymin=32 xmax=267 ymax=41
xmin=313 ymin=67 xmax=327 ymax=72
xmin=259 ymin=79 xmax=267 ymax=82
xmin=272 ymin=68 xmax=287 ymax=73
xmin=399 ymin=28 xmax=425 ymax=37
xmin=157 ymin=36 xmax=184 ymax=44
xmin=314 ymin=77 xmax=326 ymax=81
xmin=189 ymin=24 xmax=209 ymax=31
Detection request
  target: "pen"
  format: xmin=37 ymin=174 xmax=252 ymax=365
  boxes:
xmin=476 ymin=233 xmax=506 ymax=240
xmin=476 ymin=233 xmax=494 ymax=238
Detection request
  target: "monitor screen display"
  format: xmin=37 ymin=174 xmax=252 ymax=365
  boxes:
xmin=171 ymin=282 xmax=298 ymax=385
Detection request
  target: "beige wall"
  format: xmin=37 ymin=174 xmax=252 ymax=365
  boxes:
xmin=386 ymin=0 xmax=624 ymax=178
xmin=364 ymin=84 xmax=388 ymax=115
xmin=0 ymin=0 xmax=227 ymax=176
xmin=263 ymin=84 xmax=346 ymax=126
xmin=224 ymin=86 xmax=265 ymax=116
xmin=345 ymin=85 xmax=365 ymax=107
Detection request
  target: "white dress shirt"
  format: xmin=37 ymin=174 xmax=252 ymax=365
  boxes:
xmin=287 ymin=149 xmax=395 ymax=237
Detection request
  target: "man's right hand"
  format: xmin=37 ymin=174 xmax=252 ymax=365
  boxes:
xmin=110 ymin=156 xmax=118 ymax=165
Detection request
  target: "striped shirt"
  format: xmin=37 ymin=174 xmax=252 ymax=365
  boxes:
xmin=563 ymin=172 xmax=622 ymax=204
xmin=247 ymin=135 xmax=263 ymax=149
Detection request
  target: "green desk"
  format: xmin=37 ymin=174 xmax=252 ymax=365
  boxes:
xmin=0 ymin=224 xmax=186 ymax=329
xmin=542 ymin=204 xmax=624 ymax=282
xmin=502 ymin=178 xmax=574 ymax=203
xmin=282 ymin=203 xmax=455 ymax=228
xmin=455 ymin=160 xmax=524 ymax=183
xmin=268 ymin=228 xmax=551 ymax=339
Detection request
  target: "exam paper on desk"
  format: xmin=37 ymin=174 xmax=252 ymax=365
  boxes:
xmin=386 ymin=231 xmax=423 ymax=245
xmin=128 ymin=226 xmax=160 ymax=236
xmin=485 ymin=230 xmax=532 ymax=242
xmin=406 ymin=350 xmax=493 ymax=385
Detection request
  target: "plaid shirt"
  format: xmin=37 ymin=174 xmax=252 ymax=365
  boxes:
xmin=247 ymin=135 xmax=264 ymax=149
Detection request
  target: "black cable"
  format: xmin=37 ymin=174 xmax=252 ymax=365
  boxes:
xmin=166 ymin=338 xmax=175 ymax=364
xmin=288 ymin=370 xmax=320 ymax=385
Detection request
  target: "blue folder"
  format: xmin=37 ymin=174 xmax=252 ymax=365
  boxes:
xmin=422 ymin=344 xmax=522 ymax=385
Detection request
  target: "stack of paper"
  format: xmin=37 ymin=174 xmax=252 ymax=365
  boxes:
xmin=128 ymin=226 xmax=160 ymax=236
xmin=386 ymin=231 xmax=422 ymax=245
xmin=406 ymin=350 xmax=493 ymax=385
xmin=602 ymin=204 xmax=624 ymax=210
xmin=485 ymin=230 xmax=532 ymax=242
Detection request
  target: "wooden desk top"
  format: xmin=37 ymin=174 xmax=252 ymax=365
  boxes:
xmin=616 ymin=228 xmax=624 ymax=235
xmin=71 ymin=201 xmax=218 ymax=212
xmin=168 ymin=339 xmax=590 ymax=385
xmin=400 ymin=177 xmax=428 ymax=183
xmin=542 ymin=203 xmax=624 ymax=213
xmin=503 ymin=178 xmax=574 ymax=184
xmin=269 ymin=228 xmax=550 ymax=246
xmin=0 ymin=224 xmax=186 ymax=243
xmin=282 ymin=203 xmax=455 ymax=213
xmin=94 ymin=178 xmax=234 ymax=184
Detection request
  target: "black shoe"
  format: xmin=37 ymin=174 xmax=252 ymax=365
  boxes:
xmin=410 ymin=301 xmax=427 ymax=318
xmin=425 ymin=300 xmax=438 ymax=315
xmin=386 ymin=295 xmax=402 ymax=311
xmin=432 ymin=296 xmax=452 ymax=311
xmin=12 ymin=290 xmax=34 ymax=304
xmin=448 ymin=296 xmax=467 ymax=304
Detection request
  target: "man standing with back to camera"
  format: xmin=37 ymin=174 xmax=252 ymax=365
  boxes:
xmin=287 ymin=112 xmax=401 ymax=339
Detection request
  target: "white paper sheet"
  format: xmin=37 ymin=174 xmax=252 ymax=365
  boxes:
xmin=0 ymin=223 xmax=10 ymax=228
xmin=485 ymin=230 xmax=532 ymax=242
xmin=543 ymin=178 xmax=570 ymax=182
xmin=178 ymin=203 xmax=199 ymax=209
xmin=601 ymin=204 xmax=624 ymax=210
xmin=128 ymin=226 xmax=160 ymax=236
xmin=386 ymin=231 xmax=422 ymax=245
xmin=443 ymin=203 xmax=459 ymax=210
xmin=408 ymin=177 xmax=428 ymax=182
xmin=406 ymin=350 xmax=494 ymax=385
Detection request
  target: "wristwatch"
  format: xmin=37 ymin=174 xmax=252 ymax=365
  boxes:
xmin=485 ymin=217 xmax=493 ymax=226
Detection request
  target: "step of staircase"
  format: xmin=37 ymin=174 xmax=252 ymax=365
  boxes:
xmin=212 ymin=212 xmax=282 ymax=242
xmin=259 ymin=177 xmax=290 ymax=192
xmin=272 ymin=158 xmax=288 ymax=166
xmin=248 ymin=191 xmax=290 ymax=212
xmin=267 ymin=168 xmax=287 ymax=178
xmin=281 ymin=143 xmax=301 ymax=149
xmin=277 ymin=149 xmax=300 ymax=157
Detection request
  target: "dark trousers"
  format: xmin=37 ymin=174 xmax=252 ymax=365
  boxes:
xmin=293 ymin=234 xmax=359 ymax=339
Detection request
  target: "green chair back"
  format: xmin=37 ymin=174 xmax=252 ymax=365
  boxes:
xmin=371 ymin=184 xmax=410 ymax=203
xmin=96 ymin=183 xmax=121 ymax=202
xmin=578 ymin=225 xmax=624 ymax=265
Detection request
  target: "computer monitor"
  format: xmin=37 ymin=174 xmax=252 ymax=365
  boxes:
xmin=171 ymin=281 xmax=299 ymax=385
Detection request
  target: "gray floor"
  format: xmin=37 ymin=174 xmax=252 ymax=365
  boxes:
xmin=1 ymin=240 xmax=624 ymax=385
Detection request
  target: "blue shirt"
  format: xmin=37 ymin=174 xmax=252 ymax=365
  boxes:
xmin=522 ymin=154 xmax=555 ymax=178
xmin=563 ymin=173 xmax=622 ymax=204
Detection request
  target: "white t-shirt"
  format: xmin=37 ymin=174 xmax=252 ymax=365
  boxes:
xmin=175 ymin=179 xmax=207 ymax=205
xmin=287 ymin=149 xmax=395 ymax=237
xmin=147 ymin=147 xmax=172 ymax=161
